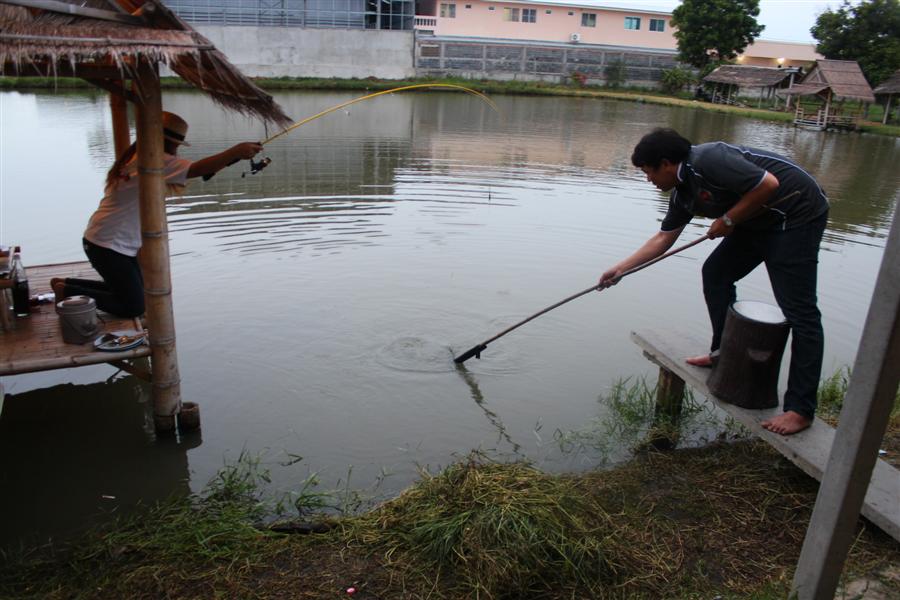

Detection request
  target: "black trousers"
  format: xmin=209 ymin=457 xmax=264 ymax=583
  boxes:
xmin=62 ymin=239 xmax=145 ymax=318
xmin=701 ymin=211 xmax=828 ymax=419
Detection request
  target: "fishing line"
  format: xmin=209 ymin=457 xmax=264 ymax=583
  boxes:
xmin=260 ymin=83 xmax=498 ymax=146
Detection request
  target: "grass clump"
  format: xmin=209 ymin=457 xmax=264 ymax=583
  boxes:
xmin=344 ymin=454 xmax=658 ymax=598
xmin=555 ymin=376 xmax=742 ymax=463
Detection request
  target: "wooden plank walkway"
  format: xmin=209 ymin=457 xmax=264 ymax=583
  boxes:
xmin=0 ymin=262 xmax=149 ymax=376
xmin=632 ymin=328 xmax=900 ymax=543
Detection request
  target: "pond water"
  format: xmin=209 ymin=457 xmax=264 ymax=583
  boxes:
xmin=1 ymin=89 xmax=898 ymax=548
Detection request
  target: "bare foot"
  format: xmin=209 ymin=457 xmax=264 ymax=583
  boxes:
xmin=686 ymin=354 xmax=713 ymax=367
xmin=761 ymin=411 xmax=812 ymax=435
xmin=50 ymin=277 xmax=66 ymax=301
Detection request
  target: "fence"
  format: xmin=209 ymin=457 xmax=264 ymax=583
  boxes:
xmin=416 ymin=38 xmax=679 ymax=87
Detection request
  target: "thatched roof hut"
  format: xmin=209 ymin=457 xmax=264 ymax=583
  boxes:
xmin=778 ymin=60 xmax=875 ymax=131
xmin=873 ymin=69 xmax=900 ymax=125
xmin=785 ymin=59 xmax=875 ymax=103
xmin=874 ymin=69 xmax=900 ymax=95
xmin=700 ymin=64 xmax=799 ymax=108
xmin=0 ymin=0 xmax=291 ymax=433
xmin=0 ymin=0 xmax=290 ymax=125
xmin=704 ymin=65 xmax=796 ymax=88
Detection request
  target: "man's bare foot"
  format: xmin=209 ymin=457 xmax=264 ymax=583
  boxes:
xmin=50 ymin=277 xmax=66 ymax=301
xmin=686 ymin=354 xmax=713 ymax=367
xmin=761 ymin=411 xmax=812 ymax=435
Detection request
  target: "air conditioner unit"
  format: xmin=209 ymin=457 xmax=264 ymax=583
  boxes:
xmin=570 ymin=33 xmax=581 ymax=43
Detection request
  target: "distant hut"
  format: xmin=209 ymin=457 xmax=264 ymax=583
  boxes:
xmin=0 ymin=0 xmax=291 ymax=433
xmin=702 ymin=64 xmax=800 ymax=108
xmin=781 ymin=59 xmax=875 ymax=130
xmin=873 ymin=69 xmax=900 ymax=125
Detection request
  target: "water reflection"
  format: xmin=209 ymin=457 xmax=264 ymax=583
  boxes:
xmin=1 ymin=89 xmax=897 ymax=550
xmin=0 ymin=377 xmax=201 ymax=549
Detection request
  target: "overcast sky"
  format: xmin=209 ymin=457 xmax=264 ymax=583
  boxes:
xmin=597 ymin=1 xmax=858 ymax=43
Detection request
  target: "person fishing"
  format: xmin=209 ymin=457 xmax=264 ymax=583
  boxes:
xmin=599 ymin=128 xmax=829 ymax=436
xmin=51 ymin=112 xmax=262 ymax=318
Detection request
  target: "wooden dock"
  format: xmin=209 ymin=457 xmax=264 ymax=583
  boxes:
xmin=0 ymin=262 xmax=150 ymax=376
xmin=632 ymin=328 xmax=900 ymax=543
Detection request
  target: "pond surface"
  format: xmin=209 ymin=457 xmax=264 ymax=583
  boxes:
xmin=1 ymin=89 xmax=898 ymax=547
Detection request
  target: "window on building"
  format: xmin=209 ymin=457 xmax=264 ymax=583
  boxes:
xmin=649 ymin=18 xmax=665 ymax=32
xmin=545 ymin=9 xmax=552 ymax=14
xmin=440 ymin=3 xmax=456 ymax=18
xmin=465 ymin=4 xmax=472 ymax=8
xmin=488 ymin=6 xmax=495 ymax=11
xmin=624 ymin=16 xmax=640 ymax=30
xmin=503 ymin=7 xmax=520 ymax=21
xmin=581 ymin=13 xmax=596 ymax=27
xmin=568 ymin=11 xmax=574 ymax=16
xmin=522 ymin=8 xmax=536 ymax=22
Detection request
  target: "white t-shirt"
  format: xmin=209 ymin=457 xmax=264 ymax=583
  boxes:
xmin=84 ymin=154 xmax=191 ymax=256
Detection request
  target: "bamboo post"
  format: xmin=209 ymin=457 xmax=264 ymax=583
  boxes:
xmin=110 ymin=92 xmax=130 ymax=157
xmin=135 ymin=60 xmax=183 ymax=434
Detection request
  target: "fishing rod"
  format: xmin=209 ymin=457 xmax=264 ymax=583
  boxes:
xmin=204 ymin=83 xmax=498 ymax=181
xmin=453 ymin=235 xmax=709 ymax=364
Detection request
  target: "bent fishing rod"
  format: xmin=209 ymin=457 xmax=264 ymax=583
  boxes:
xmin=204 ymin=83 xmax=498 ymax=181
xmin=453 ymin=235 xmax=709 ymax=364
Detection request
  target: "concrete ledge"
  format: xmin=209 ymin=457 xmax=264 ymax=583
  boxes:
xmin=632 ymin=328 xmax=900 ymax=543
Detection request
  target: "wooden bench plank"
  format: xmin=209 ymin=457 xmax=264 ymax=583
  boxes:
xmin=632 ymin=328 xmax=900 ymax=543
xmin=0 ymin=262 xmax=149 ymax=376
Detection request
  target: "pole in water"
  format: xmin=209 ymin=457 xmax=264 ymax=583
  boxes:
xmin=452 ymin=235 xmax=708 ymax=364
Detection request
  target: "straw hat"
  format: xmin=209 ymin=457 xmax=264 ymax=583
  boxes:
xmin=162 ymin=112 xmax=191 ymax=146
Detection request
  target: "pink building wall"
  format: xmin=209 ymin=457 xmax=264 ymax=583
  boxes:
xmin=426 ymin=1 xmax=677 ymax=49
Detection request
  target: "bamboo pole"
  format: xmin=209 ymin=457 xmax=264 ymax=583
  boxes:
xmin=110 ymin=91 xmax=130 ymax=157
xmin=135 ymin=60 xmax=182 ymax=434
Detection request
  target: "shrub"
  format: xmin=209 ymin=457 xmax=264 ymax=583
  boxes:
xmin=661 ymin=66 xmax=695 ymax=95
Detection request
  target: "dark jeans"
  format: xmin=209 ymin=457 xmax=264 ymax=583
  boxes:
xmin=701 ymin=211 xmax=828 ymax=419
xmin=62 ymin=239 xmax=145 ymax=318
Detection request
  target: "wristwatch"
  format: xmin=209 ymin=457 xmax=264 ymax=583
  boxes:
xmin=722 ymin=213 xmax=735 ymax=227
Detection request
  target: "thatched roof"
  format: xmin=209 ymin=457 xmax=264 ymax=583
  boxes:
xmin=784 ymin=59 xmax=875 ymax=102
xmin=0 ymin=0 xmax=290 ymax=125
xmin=703 ymin=65 xmax=795 ymax=87
xmin=874 ymin=70 xmax=900 ymax=95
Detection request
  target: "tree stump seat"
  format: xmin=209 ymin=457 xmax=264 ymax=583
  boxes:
xmin=706 ymin=300 xmax=790 ymax=409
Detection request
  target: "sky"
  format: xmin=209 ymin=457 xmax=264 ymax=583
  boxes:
xmin=595 ymin=1 xmax=857 ymax=43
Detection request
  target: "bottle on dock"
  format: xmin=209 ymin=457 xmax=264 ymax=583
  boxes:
xmin=11 ymin=246 xmax=30 ymax=317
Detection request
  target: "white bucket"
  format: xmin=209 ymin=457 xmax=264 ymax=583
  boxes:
xmin=56 ymin=295 xmax=99 ymax=344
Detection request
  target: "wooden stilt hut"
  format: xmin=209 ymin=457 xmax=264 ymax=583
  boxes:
xmin=0 ymin=0 xmax=290 ymax=433
xmin=702 ymin=64 xmax=797 ymax=109
xmin=873 ymin=69 xmax=900 ymax=125
xmin=781 ymin=59 xmax=875 ymax=131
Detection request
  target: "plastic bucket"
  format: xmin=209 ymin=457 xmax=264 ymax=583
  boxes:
xmin=56 ymin=295 xmax=99 ymax=344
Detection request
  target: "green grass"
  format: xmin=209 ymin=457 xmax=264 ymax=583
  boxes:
xmin=2 ymin=369 xmax=898 ymax=599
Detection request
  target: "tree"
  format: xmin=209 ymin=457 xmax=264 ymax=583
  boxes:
xmin=811 ymin=0 xmax=900 ymax=86
xmin=671 ymin=0 xmax=764 ymax=69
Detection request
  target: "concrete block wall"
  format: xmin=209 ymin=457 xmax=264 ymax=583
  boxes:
xmin=194 ymin=26 xmax=417 ymax=79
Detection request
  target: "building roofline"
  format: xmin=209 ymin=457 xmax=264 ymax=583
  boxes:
xmin=491 ymin=0 xmax=673 ymax=17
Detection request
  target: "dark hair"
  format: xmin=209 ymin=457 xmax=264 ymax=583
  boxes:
xmin=105 ymin=139 xmax=181 ymax=187
xmin=631 ymin=128 xmax=692 ymax=168
xmin=105 ymin=142 xmax=137 ymax=187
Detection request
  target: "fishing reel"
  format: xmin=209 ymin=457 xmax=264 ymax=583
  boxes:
xmin=242 ymin=156 xmax=271 ymax=178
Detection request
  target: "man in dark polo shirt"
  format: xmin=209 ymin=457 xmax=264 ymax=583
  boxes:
xmin=599 ymin=128 xmax=829 ymax=435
